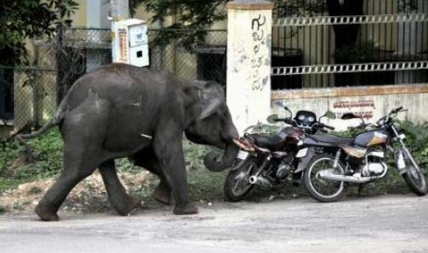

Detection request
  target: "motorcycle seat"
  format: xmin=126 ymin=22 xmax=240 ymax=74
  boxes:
xmin=308 ymin=134 xmax=354 ymax=146
xmin=246 ymin=134 xmax=285 ymax=149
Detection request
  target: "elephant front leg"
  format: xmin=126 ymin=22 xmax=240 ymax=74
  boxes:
xmin=154 ymin=139 xmax=198 ymax=215
xmin=99 ymin=160 xmax=141 ymax=215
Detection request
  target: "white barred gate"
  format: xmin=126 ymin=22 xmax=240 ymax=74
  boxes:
xmin=270 ymin=0 xmax=428 ymax=129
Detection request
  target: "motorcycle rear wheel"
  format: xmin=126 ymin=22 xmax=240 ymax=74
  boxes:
xmin=224 ymin=157 xmax=258 ymax=201
xmin=302 ymin=153 xmax=346 ymax=202
xmin=402 ymin=150 xmax=427 ymax=196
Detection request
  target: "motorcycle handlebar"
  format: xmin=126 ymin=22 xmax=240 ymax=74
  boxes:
xmin=391 ymin=106 xmax=403 ymax=114
xmin=323 ymin=124 xmax=335 ymax=130
xmin=317 ymin=122 xmax=335 ymax=131
xmin=274 ymin=118 xmax=293 ymax=124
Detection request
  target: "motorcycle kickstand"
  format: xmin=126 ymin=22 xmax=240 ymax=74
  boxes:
xmin=358 ymin=185 xmax=364 ymax=197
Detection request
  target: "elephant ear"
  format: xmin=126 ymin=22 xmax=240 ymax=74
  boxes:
xmin=196 ymin=81 xmax=225 ymax=119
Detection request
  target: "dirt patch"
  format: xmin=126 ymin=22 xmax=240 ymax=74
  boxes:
xmin=0 ymin=170 xmax=154 ymax=215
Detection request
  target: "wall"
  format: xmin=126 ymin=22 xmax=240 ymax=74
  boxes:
xmin=271 ymin=84 xmax=428 ymax=131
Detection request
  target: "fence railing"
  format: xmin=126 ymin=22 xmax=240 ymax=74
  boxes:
xmin=271 ymin=0 xmax=428 ymax=89
xmin=0 ymin=28 xmax=228 ymax=130
xmin=2 ymin=0 xmax=428 ymax=127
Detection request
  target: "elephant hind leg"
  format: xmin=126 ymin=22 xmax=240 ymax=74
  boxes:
xmin=35 ymin=158 xmax=98 ymax=221
xmin=131 ymin=148 xmax=172 ymax=205
xmin=98 ymin=160 xmax=141 ymax=215
xmin=152 ymin=179 xmax=171 ymax=205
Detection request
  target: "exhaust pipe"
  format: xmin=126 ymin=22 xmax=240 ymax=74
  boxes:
xmin=249 ymin=175 xmax=270 ymax=185
xmin=318 ymin=170 xmax=378 ymax=184
xmin=249 ymin=176 xmax=257 ymax=184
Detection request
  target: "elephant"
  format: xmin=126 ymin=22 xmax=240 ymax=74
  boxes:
xmin=18 ymin=63 xmax=240 ymax=221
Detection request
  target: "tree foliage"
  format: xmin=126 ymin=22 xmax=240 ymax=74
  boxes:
xmin=0 ymin=0 xmax=79 ymax=65
xmin=130 ymin=0 xmax=227 ymax=29
xmin=129 ymin=0 xmax=327 ymax=46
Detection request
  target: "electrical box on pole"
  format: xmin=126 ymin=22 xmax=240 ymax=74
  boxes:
xmin=112 ymin=19 xmax=149 ymax=67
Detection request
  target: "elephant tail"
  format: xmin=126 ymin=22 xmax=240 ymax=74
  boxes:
xmin=16 ymin=117 xmax=58 ymax=140
xmin=15 ymin=96 xmax=68 ymax=140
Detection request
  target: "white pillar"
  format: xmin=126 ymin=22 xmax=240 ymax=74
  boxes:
xmin=226 ymin=0 xmax=273 ymax=135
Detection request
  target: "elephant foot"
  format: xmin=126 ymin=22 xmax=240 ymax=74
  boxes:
xmin=116 ymin=198 xmax=142 ymax=216
xmin=35 ymin=204 xmax=59 ymax=222
xmin=173 ymin=203 xmax=198 ymax=215
xmin=152 ymin=186 xmax=171 ymax=205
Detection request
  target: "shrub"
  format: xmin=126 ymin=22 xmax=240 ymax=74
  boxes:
xmin=1 ymin=120 xmax=427 ymax=203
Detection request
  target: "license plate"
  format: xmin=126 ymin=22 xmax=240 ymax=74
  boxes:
xmin=237 ymin=150 xmax=249 ymax=160
xmin=296 ymin=148 xmax=308 ymax=158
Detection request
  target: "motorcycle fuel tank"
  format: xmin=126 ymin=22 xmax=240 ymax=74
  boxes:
xmin=354 ymin=130 xmax=389 ymax=148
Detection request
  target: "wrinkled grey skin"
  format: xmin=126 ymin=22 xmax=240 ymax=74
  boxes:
xmin=19 ymin=63 xmax=239 ymax=221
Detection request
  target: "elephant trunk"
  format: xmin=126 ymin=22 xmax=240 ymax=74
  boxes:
xmin=204 ymin=141 xmax=240 ymax=172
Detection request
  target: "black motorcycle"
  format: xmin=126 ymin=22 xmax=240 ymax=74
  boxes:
xmin=297 ymin=106 xmax=427 ymax=202
xmin=224 ymin=105 xmax=335 ymax=201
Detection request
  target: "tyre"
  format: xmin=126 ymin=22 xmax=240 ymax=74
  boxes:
xmin=402 ymin=150 xmax=427 ymax=196
xmin=224 ymin=157 xmax=258 ymax=201
xmin=302 ymin=153 xmax=346 ymax=202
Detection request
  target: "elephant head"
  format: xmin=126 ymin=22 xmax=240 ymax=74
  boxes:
xmin=183 ymin=80 xmax=240 ymax=172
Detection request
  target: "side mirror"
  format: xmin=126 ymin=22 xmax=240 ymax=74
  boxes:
xmin=283 ymin=105 xmax=290 ymax=111
xmin=341 ymin=113 xmax=358 ymax=120
xmin=274 ymin=101 xmax=285 ymax=108
xmin=267 ymin=114 xmax=279 ymax=124
xmin=323 ymin=110 xmax=336 ymax=120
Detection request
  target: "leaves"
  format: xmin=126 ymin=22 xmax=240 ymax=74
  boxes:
xmin=0 ymin=0 xmax=79 ymax=66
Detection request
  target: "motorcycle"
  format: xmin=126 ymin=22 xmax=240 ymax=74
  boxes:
xmin=224 ymin=105 xmax=335 ymax=201
xmin=297 ymin=106 xmax=427 ymax=202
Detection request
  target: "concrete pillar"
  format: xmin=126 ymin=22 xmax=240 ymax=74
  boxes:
xmin=226 ymin=0 xmax=274 ymax=135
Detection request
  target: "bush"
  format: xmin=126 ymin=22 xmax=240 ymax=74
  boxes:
xmin=1 ymin=120 xmax=427 ymax=203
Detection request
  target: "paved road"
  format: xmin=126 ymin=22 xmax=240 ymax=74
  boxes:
xmin=1 ymin=195 xmax=428 ymax=253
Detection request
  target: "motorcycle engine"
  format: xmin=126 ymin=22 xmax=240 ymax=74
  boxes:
xmin=361 ymin=151 xmax=388 ymax=177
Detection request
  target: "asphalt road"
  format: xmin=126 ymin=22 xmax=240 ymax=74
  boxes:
xmin=1 ymin=195 xmax=428 ymax=253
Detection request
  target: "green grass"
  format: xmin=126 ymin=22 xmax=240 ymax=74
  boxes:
xmin=1 ymin=120 xmax=427 ymax=213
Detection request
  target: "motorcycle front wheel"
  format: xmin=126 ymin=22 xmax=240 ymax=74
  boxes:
xmin=302 ymin=153 xmax=346 ymax=202
xmin=402 ymin=149 xmax=427 ymax=196
xmin=224 ymin=157 xmax=258 ymax=201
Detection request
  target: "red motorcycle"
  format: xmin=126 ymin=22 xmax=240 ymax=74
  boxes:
xmin=224 ymin=105 xmax=334 ymax=201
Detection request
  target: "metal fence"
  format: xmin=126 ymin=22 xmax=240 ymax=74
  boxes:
xmin=271 ymin=0 xmax=428 ymax=89
xmin=2 ymin=0 xmax=428 ymax=130
xmin=0 ymin=27 xmax=228 ymax=132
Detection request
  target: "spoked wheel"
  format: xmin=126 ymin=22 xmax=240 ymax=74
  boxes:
xmin=224 ymin=158 xmax=258 ymax=201
xmin=402 ymin=149 xmax=427 ymax=196
xmin=302 ymin=153 xmax=346 ymax=202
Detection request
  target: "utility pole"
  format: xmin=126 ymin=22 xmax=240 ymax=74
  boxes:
xmin=110 ymin=0 xmax=130 ymax=21
xmin=110 ymin=0 xmax=130 ymax=65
